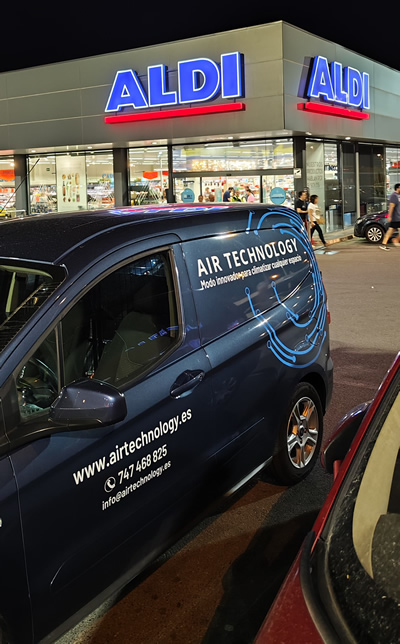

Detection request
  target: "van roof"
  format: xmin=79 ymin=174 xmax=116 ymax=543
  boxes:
xmin=0 ymin=204 xmax=296 ymax=264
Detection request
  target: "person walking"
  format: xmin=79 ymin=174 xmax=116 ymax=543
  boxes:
xmin=380 ymin=183 xmax=400 ymax=250
xmin=295 ymin=190 xmax=309 ymax=232
xmin=308 ymin=195 xmax=327 ymax=247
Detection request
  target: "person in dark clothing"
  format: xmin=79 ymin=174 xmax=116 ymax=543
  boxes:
xmin=380 ymin=183 xmax=400 ymax=250
xmin=295 ymin=190 xmax=309 ymax=231
xmin=223 ymin=187 xmax=233 ymax=202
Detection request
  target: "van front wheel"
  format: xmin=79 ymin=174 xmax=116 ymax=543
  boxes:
xmin=271 ymin=383 xmax=323 ymax=485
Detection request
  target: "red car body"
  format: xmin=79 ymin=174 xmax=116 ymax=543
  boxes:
xmin=256 ymin=352 xmax=400 ymax=643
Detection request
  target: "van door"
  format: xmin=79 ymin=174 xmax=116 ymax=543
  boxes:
xmin=182 ymin=215 xmax=315 ymax=489
xmin=0 ymin=397 xmax=32 ymax=644
xmin=5 ymin=244 xmax=216 ymax=642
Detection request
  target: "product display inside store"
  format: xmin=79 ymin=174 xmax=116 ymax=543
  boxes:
xmin=172 ymin=139 xmax=294 ymax=172
xmin=28 ymin=152 xmax=114 ymax=214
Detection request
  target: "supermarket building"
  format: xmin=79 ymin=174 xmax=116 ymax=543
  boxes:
xmin=1 ymin=20 xmax=400 ymax=232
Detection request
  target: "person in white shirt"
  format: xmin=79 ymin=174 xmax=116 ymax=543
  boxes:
xmin=308 ymin=195 xmax=327 ymax=247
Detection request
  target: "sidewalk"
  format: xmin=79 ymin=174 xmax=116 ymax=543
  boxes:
xmin=312 ymin=225 xmax=354 ymax=250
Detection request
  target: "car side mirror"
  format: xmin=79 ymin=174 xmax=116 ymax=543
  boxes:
xmin=322 ymin=402 xmax=369 ymax=477
xmin=50 ymin=379 xmax=127 ymax=429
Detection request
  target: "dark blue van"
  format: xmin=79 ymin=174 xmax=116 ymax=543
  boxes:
xmin=0 ymin=204 xmax=332 ymax=643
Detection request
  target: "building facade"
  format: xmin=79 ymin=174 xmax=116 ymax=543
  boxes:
xmin=1 ymin=21 xmax=399 ymax=231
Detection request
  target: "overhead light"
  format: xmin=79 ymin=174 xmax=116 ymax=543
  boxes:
xmin=345 ymin=136 xmax=351 ymax=140
xmin=306 ymin=132 xmax=312 ymax=136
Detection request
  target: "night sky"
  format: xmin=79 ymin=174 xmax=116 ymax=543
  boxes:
xmin=2 ymin=5 xmax=397 ymax=73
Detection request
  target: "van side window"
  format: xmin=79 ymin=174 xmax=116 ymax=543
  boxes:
xmin=182 ymin=229 xmax=310 ymax=343
xmin=14 ymin=251 xmax=180 ymax=421
xmin=16 ymin=329 xmax=59 ymax=419
xmin=62 ymin=251 xmax=181 ymax=388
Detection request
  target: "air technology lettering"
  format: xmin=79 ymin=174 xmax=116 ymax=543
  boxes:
xmin=298 ymin=56 xmax=370 ymax=120
xmin=104 ymin=52 xmax=245 ymax=123
xmin=195 ymin=209 xmax=327 ymax=369
xmin=197 ymin=238 xmax=298 ymax=278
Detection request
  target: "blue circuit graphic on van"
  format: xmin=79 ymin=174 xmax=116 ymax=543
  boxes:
xmin=245 ymin=209 xmax=327 ymax=368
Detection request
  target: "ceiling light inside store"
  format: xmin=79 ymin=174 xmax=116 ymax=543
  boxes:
xmin=345 ymin=136 xmax=351 ymax=140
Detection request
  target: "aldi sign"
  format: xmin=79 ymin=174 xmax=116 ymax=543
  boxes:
xmin=298 ymin=55 xmax=370 ymax=120
xmin=105 ymin=52 xmax=245 ymax=124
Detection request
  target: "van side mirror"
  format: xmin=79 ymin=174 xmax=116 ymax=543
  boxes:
xmin=50 ymin=379 xmax=127 ymax=429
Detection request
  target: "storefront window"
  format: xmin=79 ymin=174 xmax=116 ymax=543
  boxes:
xmin=324 ymin=143 xmax=341 ymax=232
xmin=86 ymin=152 xmax=114 ymax=209
xmin=386 ymin=147 xmax=400 ymax=199
xmin=359 ymin=143 xmax=385 ymax=216
xmin=172 ymin=139 xmax=293 ymax=173
xmin=55 ymin=154 xmax=88 ymax=212
xmin=28 ymin=152 xmax=115 ymax=215
xmin=262 ymin=175 xmax=294 ymax=208
xmin=342 ymin=142 xmax=357 ymax=226
xmin=174 ymin=175 xmax=262 ymax=203
xmin=0 ymin=157 xmax=16 ymax=218
xmin=306 ymin=141 xmax=325 ymax=225
xmin=129 ymin=147 xmax=168 ymax=205
xmin=28 ymin=156 xmax=57 ymax=214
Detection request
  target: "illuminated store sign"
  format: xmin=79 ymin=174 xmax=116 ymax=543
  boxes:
xmin=105 ymin=52 xmax=245 ymax=124
xmin=298 ymin=56 xmax=370 ymax=120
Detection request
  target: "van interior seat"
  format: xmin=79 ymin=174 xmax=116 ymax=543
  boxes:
xmin=95 ymin=277 xmax=174 ymax=385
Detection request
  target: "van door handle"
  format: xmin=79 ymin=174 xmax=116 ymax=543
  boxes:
xmin=170 ymin=370 xmax=205 ymax=398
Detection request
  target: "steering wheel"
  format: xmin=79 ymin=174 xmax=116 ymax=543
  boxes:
xmin=17 ymin=357 xmax=58 ymax=408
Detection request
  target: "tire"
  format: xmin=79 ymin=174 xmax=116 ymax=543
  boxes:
xmin=365 ymin=224 xmax=384 ymax=244
xmin=270 ymin=382 xmax=323 ymax=485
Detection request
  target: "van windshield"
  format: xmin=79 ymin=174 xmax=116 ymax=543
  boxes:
xmin=0 ymin=259 xmax=66 ymax=353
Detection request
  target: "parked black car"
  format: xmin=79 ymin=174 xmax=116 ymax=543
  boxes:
xmin=354 ymin=211 xmax=391 ymax=243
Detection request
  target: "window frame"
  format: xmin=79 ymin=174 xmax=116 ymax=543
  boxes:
xmin=10 ymin=245 xmax=185 ymax=430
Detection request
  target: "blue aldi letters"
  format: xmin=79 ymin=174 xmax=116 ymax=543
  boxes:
xmin=307 ymin=56 xmax=370 ymax=110
xmin=105 ymin=52 xmax=244 ymax=112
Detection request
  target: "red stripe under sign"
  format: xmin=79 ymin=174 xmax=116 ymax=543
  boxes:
xmin=105 ymin=102 xmax=246 ymax=124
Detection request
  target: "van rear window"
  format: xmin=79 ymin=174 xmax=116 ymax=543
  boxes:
xmin=183 ymin=225 xmax=313 ymax=343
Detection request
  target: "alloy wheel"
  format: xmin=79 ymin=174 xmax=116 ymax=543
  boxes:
xmin=286 ymin=396 xmax=319 ymax=468
xmin=366 ymin=226 xmax=383 ymax=243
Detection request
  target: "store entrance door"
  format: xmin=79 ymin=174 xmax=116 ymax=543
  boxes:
xmin=174 ymin=175 xmax=262 ymax=203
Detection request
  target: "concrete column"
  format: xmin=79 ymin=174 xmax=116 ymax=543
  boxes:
xmin=166 ymin=144 xmax=175 ymax=203
xmin=113 ymin=148 xmax=129 ymax=207
xmin=14 ymin=155 xmax=29 ymax=216
xmin=293 ymin=136 xmax=307 ymax=196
